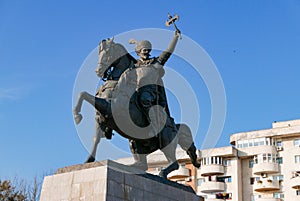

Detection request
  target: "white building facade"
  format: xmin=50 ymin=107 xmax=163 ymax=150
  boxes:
xmin=143 ymin=119 xmax=300 ymax=201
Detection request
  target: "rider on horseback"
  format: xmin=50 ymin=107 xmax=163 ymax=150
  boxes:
xmin=129 ymin=31 xmax=200 ymax=169
xmin=129 ymin=32 xmax=179 ymax=131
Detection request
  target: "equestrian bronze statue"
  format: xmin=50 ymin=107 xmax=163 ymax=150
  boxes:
xmin=73 ymin=15 xmax=200 ymax=178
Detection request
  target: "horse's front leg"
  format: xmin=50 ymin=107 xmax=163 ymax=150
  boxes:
xmin=73 ymin=91 xmax=110 ymax=124
xmin=73 ymin=92 xmax=90 ymax=124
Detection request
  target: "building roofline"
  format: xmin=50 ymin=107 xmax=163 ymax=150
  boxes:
xmin=230 ymin=119 xmax=300 ymax=145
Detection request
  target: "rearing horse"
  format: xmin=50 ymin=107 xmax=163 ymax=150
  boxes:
xmin=83 ymin=38 xmax=136 ymax=163
xmin=73 ymin=37 xmax=200 ymax=178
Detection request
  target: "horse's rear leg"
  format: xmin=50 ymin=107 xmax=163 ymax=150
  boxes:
xmin=129 ymin=140 xmax=148 ymax=171
xmin=159 ymin=142 xmax=179 ymax=179
xmin=85 ymin=122 xmax=104 ymax=163
xmin=177 ymin=124 xmax=200 ymax=168
xmin=130 ymin=154 xmax=148 ymax=171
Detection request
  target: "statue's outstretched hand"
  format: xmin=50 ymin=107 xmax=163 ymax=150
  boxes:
xmin=175 ymin=29 xmax=182 ymax=39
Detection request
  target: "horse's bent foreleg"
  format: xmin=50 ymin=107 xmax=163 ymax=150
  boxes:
xmin=73 ymin=92 xmax=91 ymax=124
xmin=74 ymin=92 xmax=95 ymax=113
xmin=73 ymin=91 xmax=111 ymax=124
xmin=176 ymin=123 xmax=200 ymax=168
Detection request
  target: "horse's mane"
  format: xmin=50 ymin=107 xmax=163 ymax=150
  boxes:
xmin=114 ymin=43 xmax=137 ymax=64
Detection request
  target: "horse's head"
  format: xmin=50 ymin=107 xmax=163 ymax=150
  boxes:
xmin=96 ymin=37 xmax=129 ymax=79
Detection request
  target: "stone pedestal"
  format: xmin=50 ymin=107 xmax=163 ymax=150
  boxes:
xmin=40 ymin=160 xmax=203 ymax=201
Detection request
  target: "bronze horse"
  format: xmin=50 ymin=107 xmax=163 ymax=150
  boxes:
xmin=73 ymin=38 xmax=200 ymax=178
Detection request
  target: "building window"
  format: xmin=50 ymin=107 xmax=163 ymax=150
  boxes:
xmin=254 ymin=156 xmax=258 ymax=164
xmin=217 ymin=176 xmax=232 ymax=183
xmin=266 ymin=153 xmax=272 ymax=162
xmin=273 ymin=193 xmax=284 ymax=198
xmin=276 ymin=157 xmax=283 ymax=164
xmin=216 ymin=193 xmax=232 ymax=199
xmin=226 ymin=177 xmax=232 ymax=183
xmin=250 ymin=177 xmax=255 ymax=185
xmin=249 ymin=159 xmax=254 ymax=168
xmin=273 ymin=175 xmax=284 ymax=181
xmin=197 ymin=178 xmax=205 ymax=186
xmin=250 ymin=177 xmax=254 ymax=185
xmin=223 ymin=159 xmax=231 ymax=166
xmin=294 ymin=139 xmax=300 ymax=146
xmin=201 ymin=156 xmax=223 ymax=166
xmin=250 ymin=177 xmax=260 ymax=185
xmin=295 ymin=155 xmax=300 ymax=163
xmin=266 ymin=138 xmax=271 ymax=145
xmin=293 ymin=171 xmax=300 ymax=178
xmin=254 ymin=154 xmax=277 ymax=164
xmin=207 ymin=175 xmax=214 ymax=181
xmin=251 ymin=194 xmax=261 ymax=201
xmin=276 ymin=140 xmax=282 ymax=147
xmin=273 ymin=175 xmax=284 ymax=183
xmin=237 ymin=137 xmax=271 ymax=148
xmin=297 ymin=190 xmax=300 ymax=196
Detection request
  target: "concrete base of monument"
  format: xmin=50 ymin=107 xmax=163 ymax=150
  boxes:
xmin=40 ymin=160 xmax=203 ymax=201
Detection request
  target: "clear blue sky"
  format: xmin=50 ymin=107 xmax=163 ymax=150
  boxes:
xmin=1 ymin=1 xmax=300 ymax=181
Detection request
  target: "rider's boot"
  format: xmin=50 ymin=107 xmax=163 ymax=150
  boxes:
xmin=186 ymin=143 xmax=200 ymax=168
xmin=104 ymin=127 xmax=113 ymax=140
xmin=130 ymin=154 xmax=148 ymax=171
xmin=100 ymin=125 xmax=113 ymax=140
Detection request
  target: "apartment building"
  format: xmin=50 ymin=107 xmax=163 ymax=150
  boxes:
xmin=142 ymin=119 xmax=300 ymax=201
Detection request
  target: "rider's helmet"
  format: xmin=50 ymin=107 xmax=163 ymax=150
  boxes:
xmin=129 ymin=39 xmax=152 ymax=54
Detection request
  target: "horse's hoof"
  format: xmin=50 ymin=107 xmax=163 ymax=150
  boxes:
xmin=74 ymin=114 xmax=83 ymax=124
xmin=85 ymin=155 xmax=95 ymax=163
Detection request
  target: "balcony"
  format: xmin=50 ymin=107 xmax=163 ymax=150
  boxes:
xmin=167 ymin=166 xmax=190 ymax=180
xmin=198 ymin=181 xmax=225 ymax=193
xmin=254 ymin=179 xmax=280 ymax=192
xmin=253 ymin=162 xmax=279 ymax=175
xmin=291 ymin=176 xmax=300 ymax=189
xmin=200 ymin=164 xmax=224 ymax=176
xmin=236 ymin=145 xmax=277 ymax=157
